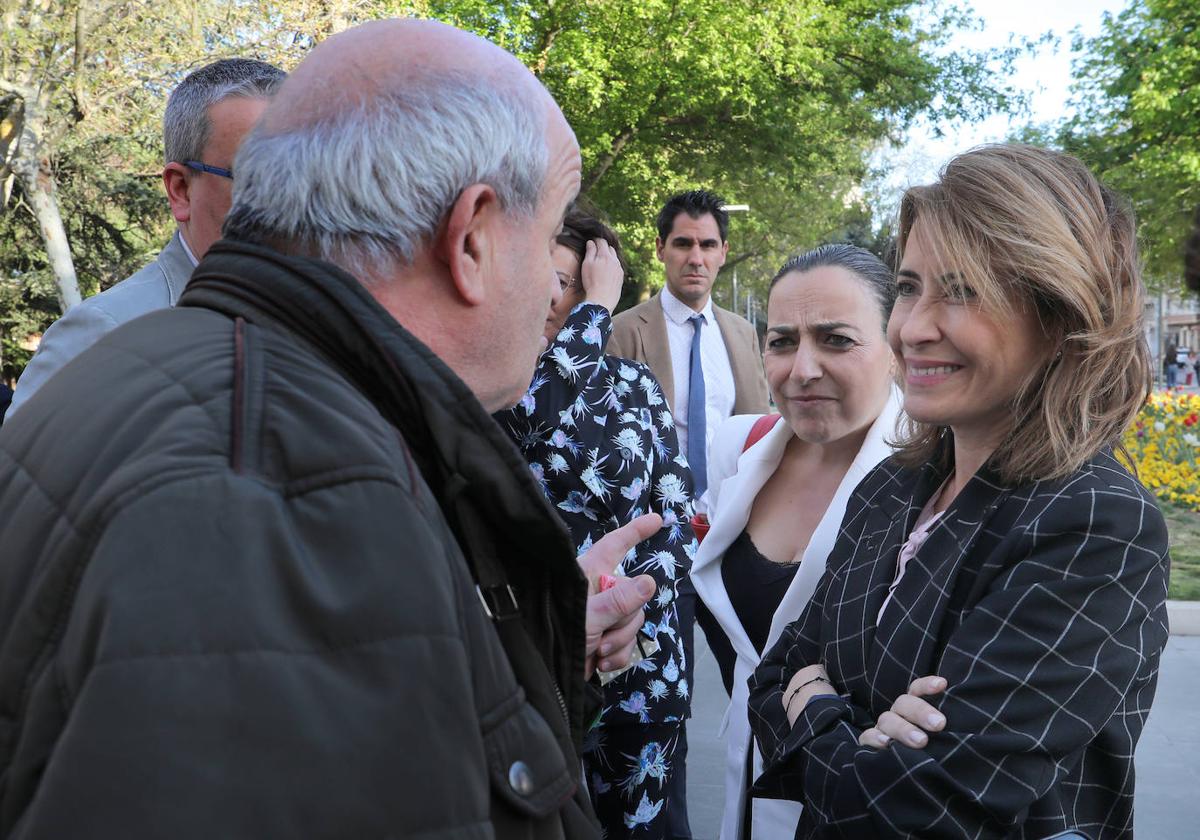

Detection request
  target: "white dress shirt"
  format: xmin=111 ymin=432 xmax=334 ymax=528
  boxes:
xmin=660 ymin=286 xmax=736 ymax=463
xmin=178 ymin=231 xmax=201 ymax=267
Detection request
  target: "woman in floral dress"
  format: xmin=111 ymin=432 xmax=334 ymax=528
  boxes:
xmin=496 ymin=206 xmax=697 ymax=839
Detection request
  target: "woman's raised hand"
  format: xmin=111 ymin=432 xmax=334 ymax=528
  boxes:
xmin=582 ymin=238 xmax=623 ymax=314
xmin=858 ymin=675 xmax=948 ymax=750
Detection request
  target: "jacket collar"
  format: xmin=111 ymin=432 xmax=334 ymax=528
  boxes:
xmin=159 ymin=231 xmax=199 ymax=306
xmin=854 ymin=446 xmax=1013 ymax=710
xmin=179 ymin=239 xmax=579 ymax=573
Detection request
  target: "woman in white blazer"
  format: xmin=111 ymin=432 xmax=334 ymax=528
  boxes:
xmin=691 ymin=244 xmax=902 ymax=840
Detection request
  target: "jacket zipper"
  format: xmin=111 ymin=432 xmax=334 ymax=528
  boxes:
xmin=544 ymin=589 xmax=570 ymax=726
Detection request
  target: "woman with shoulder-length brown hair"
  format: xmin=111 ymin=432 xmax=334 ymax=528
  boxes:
xmin=747 ymin=143 xmax=1170 ymax=840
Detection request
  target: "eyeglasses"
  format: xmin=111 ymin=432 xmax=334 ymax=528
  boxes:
xmin=183 ymin=160 xmax=233 ymax=179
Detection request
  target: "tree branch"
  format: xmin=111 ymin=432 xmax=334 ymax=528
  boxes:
xmin=532 ymin=25 xmax=562 ymax=77
xmin=70 ymin=1 xmax=88 ymax=122
xmin=0 ymin=79 xmax=38 ymax=101
xmin=581 ymin=124 xmax=637 ymax=194
xmin=719 ymin=250 xmax=764 ymax=273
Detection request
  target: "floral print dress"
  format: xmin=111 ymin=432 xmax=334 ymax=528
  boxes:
xmin=496 ymin=302 xmax=697 ymax=837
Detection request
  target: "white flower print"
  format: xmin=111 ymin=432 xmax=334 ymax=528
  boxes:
xmin=655 ymin=473 xmax=688 ymax=508
xmin=639 ymin=376 xmax=664 ymax=406
xmin=551 ymin=345 xmax=593 ymax=383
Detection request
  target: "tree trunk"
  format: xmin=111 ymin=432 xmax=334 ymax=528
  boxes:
xmin=11 ymin=108 xmax=80 ymax=312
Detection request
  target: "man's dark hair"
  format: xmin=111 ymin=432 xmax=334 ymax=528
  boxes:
xmin=557 ymin=204 xmax=629 ymax=278
xmin=655 ymin=189 xmax=729 ymax=242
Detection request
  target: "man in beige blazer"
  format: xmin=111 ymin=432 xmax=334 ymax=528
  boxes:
xmin=608 ymin=189 xmax=768 ymax=840
xmin=610 ymin=190 xmax=769 ymax=491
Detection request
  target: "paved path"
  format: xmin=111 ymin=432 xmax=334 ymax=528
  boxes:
xmin=684 ymin=634 xmax=1200 ymax=839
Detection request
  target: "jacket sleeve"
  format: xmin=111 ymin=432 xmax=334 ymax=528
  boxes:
xmin=740 ymin=320 xmax=770 ymax=414
xmin=750 ymin=484 xmax=1170 ymax=839
xmin=748 ymin=538 xmax=874 ymax=772
xmin=626 ymin=378 xmax=696 ymax=575
xmin=522 ymin=302 xmax=610 ymax=420
xmin=7 ymin=299 xmax=118 ymax=419
xmin=8 ymin=473 xmax=499 ymax=839
xmin=606 ymin=308 xmax=639 ymax=362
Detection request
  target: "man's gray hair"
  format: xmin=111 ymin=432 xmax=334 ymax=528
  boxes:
xmin=222 ymin=71 xmax=548 ymax=277
xmin=164 ymin=58 xmax=286 ymax=165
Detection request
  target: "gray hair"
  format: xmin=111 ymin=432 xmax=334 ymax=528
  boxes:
xmin=164 ymin=58 xmax=286 ymax=166
xmin=769 ymin=243 xmax=896 ymax=331
xmin=222 ymin=71 xmax=549 ymax=278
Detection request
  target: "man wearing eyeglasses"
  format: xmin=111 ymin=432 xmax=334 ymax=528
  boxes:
xmin=5 ymin=58 xmax=284 ymax=419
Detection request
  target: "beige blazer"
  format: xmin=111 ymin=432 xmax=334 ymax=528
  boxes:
xmin=608 ymin=292 xmax=769 ymax=416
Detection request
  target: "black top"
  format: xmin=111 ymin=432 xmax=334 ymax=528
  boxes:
xmin=699 ymin=529 xmax=800 ymax=696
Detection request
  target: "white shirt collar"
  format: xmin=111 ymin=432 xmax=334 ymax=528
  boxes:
xmin=177 ymin=229 xmax=200 ymax=267
xmin=660 ymin=284 xmax=715 ymax=327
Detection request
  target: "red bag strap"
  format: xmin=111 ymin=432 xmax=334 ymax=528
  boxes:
xmin=743 ymin=414 xmax=783 ymax=453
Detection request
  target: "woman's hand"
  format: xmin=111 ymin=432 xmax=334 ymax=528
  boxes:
xmin=859 ymin=675 xmax=948 ymax=749
xmin=581 ymin=238 xmax=623 ymax=313
xmin=782 ymin=664 xmax=837 ymax=727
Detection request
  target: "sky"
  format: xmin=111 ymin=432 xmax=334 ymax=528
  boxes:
xmin=878 ymin=0 xmax=1129 ymax=195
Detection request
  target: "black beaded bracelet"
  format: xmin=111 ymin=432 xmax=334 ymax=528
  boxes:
xmin=785 ymin=675 xmax=833 ymax=714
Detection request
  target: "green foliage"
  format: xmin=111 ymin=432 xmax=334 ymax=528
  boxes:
xmin=0 ymin=0 xmax=352 ymax=381
xmin=1162 ymin=503 xmax=1200 ymax=600
xmin=1 ymin=0 xmax=1012 ymax=381
xmin=1062 ymin=0 xmax=1200 ymax=283
xmin=430 ymin=0 xmax=1012 ymax=304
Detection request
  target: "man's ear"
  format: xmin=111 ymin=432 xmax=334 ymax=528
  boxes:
xmin=718 ymin=239 xmax=729 ymax=265
xmin=162 ymin=163 xmax=192 ymax=224
xmin=655 ymin=237 xmax=666 ymax=262
xmin=434 ymin=183 xmax=500 ymax=306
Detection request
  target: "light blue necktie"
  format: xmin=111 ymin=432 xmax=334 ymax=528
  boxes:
xmin=688 ymin=314 xmax=707 ymax=497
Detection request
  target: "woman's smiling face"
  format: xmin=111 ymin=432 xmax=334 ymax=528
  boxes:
xmin=888 ymin=217 xmax=1049 ymax=450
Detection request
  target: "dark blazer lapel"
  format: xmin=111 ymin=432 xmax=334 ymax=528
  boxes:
xmin=818 ymin=462 xmax=926 ymax=709
xmin=866 ymin=465 xmax=1010 ymax=711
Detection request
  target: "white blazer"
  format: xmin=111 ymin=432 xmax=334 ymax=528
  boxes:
xmin=690 ymin=388 xmax=903 ymax=840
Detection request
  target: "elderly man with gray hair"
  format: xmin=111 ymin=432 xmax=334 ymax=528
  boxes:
xmin=5 ymin=57 xmax=284 ymax=419
xmin=0 ymin=19 xmax=659 ymax=840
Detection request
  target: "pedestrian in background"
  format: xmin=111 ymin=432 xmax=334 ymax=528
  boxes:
xmin=610 ymin=190 xmax=769 ymax=839
xmin=6 ymin=58 xmax=285 ymax=418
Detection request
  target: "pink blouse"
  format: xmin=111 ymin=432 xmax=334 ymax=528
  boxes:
xmin=876 ymin=482 xmax=948 ymax=625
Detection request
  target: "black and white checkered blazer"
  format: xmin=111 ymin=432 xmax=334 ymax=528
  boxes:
xmin=747 ymin=449 xmax=1170 ymax=840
